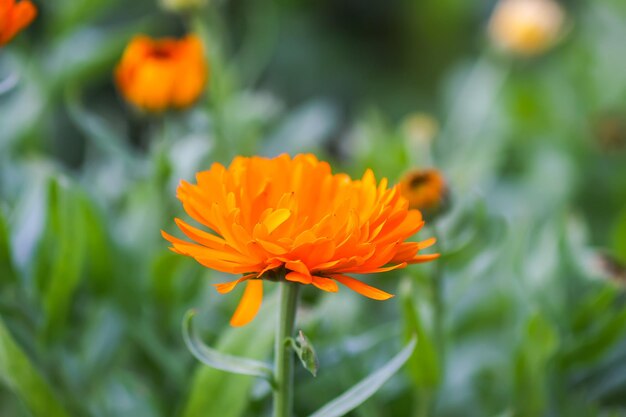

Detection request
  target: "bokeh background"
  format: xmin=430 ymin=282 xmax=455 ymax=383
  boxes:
xmin=2 ymin=0 xmax=626 ymax=416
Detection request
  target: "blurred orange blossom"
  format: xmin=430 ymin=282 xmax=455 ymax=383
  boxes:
xmin=115 ymin=34 xmax=208 ymax=112
xmin=398 ymin=168 xmax=448 ymax=215
xmin=163 ymin=154 xmax=439 ymax=326
xmin=0 ymin=0 xmax=37 ymax=47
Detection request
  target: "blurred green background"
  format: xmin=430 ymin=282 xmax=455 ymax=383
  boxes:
xmin=1 ymin=0 xmax=626 ymax=416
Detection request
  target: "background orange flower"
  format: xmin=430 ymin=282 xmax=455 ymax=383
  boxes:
xmin=115 ymin=34 xmax=208 ymax=112
xmin=163 ymin=154 xmax=438 ymax=326
xmin=398 ymin=168 xmax=448 ymax=215
xmin=0 ymin=0 xmax=37 ymax=46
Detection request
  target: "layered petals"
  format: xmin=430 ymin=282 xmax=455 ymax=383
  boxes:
xmin=163 ymin=154 xmax=438 ymax=325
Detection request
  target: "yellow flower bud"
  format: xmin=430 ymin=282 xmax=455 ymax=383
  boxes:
xmin=488 ymin=0 xmax=565 ymax=57
xmin=160 ymin=0 xmax=208 ymax=13
xmin=402 ymin=113 xmax=439 ymax=147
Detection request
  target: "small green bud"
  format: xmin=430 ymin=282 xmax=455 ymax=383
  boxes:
xmin=288 ymin=330 xmax=319 ymax=377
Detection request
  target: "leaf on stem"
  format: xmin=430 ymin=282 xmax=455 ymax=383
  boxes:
xmin=307 ymin=335 xmax=417 ymax=417
xmin=288 ymin=330 xmax=319 ymax=377
xmin=182 ymin=309 xmax=274 ymax=381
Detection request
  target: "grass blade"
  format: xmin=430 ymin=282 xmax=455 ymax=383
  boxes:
xmin=308 ymin=335 xmax=417 ymax=417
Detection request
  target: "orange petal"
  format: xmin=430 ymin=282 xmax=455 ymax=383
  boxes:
xmin=285 ymin=260 xmax=311 ymax=278
xmin=1 ymin=0 xmax=36 ymax=45
xmin=256 ymin=239 xmax=288 ymax=255
xmin=418 ymin=237 xmax=437 ymax=250
xmin=230 ymin=280 xmax=263 ymax=327
xmin=312 ymin=276 xmax=338 ymax=292
xmin=409 ymin=253 xmax=440 ymax=263
xmin=263 ymin=209 xmax=291 ymax=233
xmin=367 ymin=262 xmax=407 ymax=274
xmin=258 ymin=259 xmax=283 ymax=276
xmin=286 ymin=271 xmax=311 ymax=284
xmin=213 ymin=274 xmax=255 ymax=294
xmin=174 ymin=218 xmax=227 ymax=249
xmin=332 ymin=275 xmax=393 ymax=300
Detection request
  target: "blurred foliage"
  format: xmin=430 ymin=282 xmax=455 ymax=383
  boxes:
xmin=1 ymin=0 xmax=626 ymax=416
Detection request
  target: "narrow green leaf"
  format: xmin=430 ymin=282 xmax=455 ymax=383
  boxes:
xmin=561 ymin=307 xmax=626 ymax=367
xmin=400 ymin=279 xmax=440 ymax=388
xmin=0 ymin=210 xmax=18 ymax=286
xmin=180 ymin=293 xmax=277 ymax=417
xmin=0 ymin=317 xmax=70 ymax=417
xmin=36 ymin=179 xmax=86 ymax=338
xmin=65 ymin=87 xmax=135 ymax=164
xmin=308 ymin=335 xmax=417 ymax=417
xmin=78 ymin=193 xmax=114 ymax=294
xmin=182 ymin=309 xmax=274 ymax=381
xmin=514 ymin=314 xmax=558 ymax=417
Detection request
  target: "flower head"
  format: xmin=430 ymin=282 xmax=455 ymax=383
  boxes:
xmin=0 ymin=0 xmax=37 ymax=47
xmin=163 ymin=154 xmax=438 ymax=326
xmin=488 ymin=0 xmax=565 ymax=57
xmin=398 ymin=168 xmax=448 ymax=215
xmin=115 ymin=34 xmax=208 ymax=112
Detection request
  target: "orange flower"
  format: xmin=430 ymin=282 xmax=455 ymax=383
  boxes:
xmin=0 ymin=0 xmax=37 ymax=47
xmin=115 ymin=34 xmax=208 ymax=112
xmin=398 ymin=168 xmax=448 ymax=214
xmin=163 ymin=154 xmax=438 ymax=326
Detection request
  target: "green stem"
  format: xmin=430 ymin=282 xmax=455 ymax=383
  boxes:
xmin=414 ymin=390 xmax=432 ymax=417
xmin=431 ymin=225 xmax=445 ymax=363
xmin=432 ymin=267 xmax=444 ymax=363
xmin=428 ymin=226 xmax=445 ymax=417
xmin=273 ymin=282 xmax=300 ymax=417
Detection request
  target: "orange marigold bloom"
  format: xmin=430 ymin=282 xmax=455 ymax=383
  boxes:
xmin=0 ymin=0 xmax=37 ymax=47
xmin=163 ymin=154 xmax=439 ymax=326
xmin=398 ymin=168 xmax=448 ymax=214
xmin=115 ymin=34 xmax=208 ymax=112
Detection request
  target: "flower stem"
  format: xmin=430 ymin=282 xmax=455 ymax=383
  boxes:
xmin=273 ymin=281 xmax=300 ymax=417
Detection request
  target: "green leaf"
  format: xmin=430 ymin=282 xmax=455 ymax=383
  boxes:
xmin=399 ymin=279 xmax=440 ymax=388
xmin=0 ymin=317 xmax=71 ymax=417
xmin=560 ymin=306 xmax=626 ymax=368
xmin=513 ymin=313 xmax=558 ymax=417
xmin=289 ymin=330 xmax=319 ymax=377
xmin=78 ymin=194 xmax=114 ymax=294
xmin=182 ymin=309 xmax=274 ymax=381
xmin=308 ymin=335 xmax=417 ymax=417
xmin=613 ymin=206 xmax=626 ymax=263
xmin=571 ymin=286 xmax=617 ymax=333
xmin=65 ymin=87 xmax=135 ymax=164
xmin=35 ymin=179 xmax=86 ymax=339
xmin=180 ymin=293 xmax=278 ymax=417
xmin=0 ymin=210 xmax=18 ymax=286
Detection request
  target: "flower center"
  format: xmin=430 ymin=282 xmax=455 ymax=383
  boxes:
xmin=409 ymin=174 xmax=430 ymax=190
xmin=149 ymin=46 xmax=174 ymax=60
